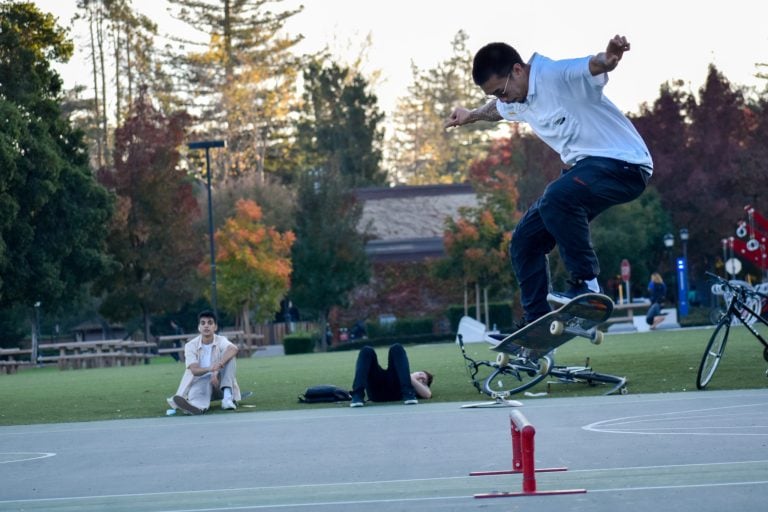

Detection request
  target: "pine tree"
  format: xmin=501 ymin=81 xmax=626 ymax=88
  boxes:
xmin=296 ymin=59 xmax=386 ymax=187
xmin=166 ymin=0 xmax=303 ymax=181
xmin=290 ymin=169 xmax=370 ymax=349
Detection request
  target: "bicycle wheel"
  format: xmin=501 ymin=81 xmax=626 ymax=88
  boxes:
xmin=483 ymin=354 xmax=553 ymax=396
xmin=697 ymin=315 xmax=731 ymax=389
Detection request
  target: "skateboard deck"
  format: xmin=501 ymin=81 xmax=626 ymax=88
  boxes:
xmin=492 ymin=293 xmax=614 ymax=357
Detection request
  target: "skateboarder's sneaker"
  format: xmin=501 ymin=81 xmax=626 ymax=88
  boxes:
xmin=221 ymin=397 xmax=237 ymax=410
xmin=350 ymin=394 xmax=364 ymax=407
xmin=172 ymin=395 xmax=204 ymax=415
xmin=547 ymin=279 xmax=599 ymax=306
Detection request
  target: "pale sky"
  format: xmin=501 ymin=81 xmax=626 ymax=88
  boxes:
xmin=33 ymin=0 xmax=768 ymax=117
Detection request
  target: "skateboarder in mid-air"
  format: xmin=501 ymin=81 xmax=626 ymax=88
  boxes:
xmin=446 ymin=34 xmax=653 ymax=328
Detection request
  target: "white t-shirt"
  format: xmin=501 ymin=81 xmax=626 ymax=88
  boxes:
xmin=199 ymin=343 xmax=213 ymax=369
xmin=495 ymin=53 xmax=653 ymax=174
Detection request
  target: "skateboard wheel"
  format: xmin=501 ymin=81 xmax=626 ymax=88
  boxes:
xmin=591 ymin=330 xmax=604 ymax=345
xmin=620 ymin=386 xmax=628 ymax=395
xmin=549 ymin=320 xmax=564 ymax=336
xmin=496 ymin=353 xmax=510 ymax=367
xmin=538 ymin=357 xmax=549 ymax=375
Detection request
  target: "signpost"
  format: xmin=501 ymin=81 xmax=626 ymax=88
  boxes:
xmin=620 ymin=259 xmax=631 ymax=304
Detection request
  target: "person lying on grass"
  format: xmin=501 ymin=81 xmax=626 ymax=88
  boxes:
xmin=349 ymin=343 xmax=433 ymax=407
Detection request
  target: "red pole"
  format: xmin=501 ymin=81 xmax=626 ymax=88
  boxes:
xmin=511 ymin=416 xmax=522 ymax=471
xmin=520 ymin=424 xmax=537 ymax=493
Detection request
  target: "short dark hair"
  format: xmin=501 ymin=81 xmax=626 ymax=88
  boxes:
xmin=423 ymin=370 xmax=434 ymax=387
xmin=472 ymin=42 xmax=523 ymax=86
xmin=198 ymin=310 xmax=218 ymax=323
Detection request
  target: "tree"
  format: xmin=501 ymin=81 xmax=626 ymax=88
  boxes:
xmin=94 ymin=89 xmax=203 ymax=340
xmin=589 ymin=188 xmax=672 ymax=299
xmin=296 ymin=59 xmax=387 ymax=187
xmin=635 ymin=66 xmax=766 ymax=276
xmin=290 ymin=169 xmax=370 ymax=348
xmin=439 ymin=208 xmax=512 ymax=327
xmin=213 ymin=199 xmax=294 ymax=335
xmin=387 ymin=31 xmax=496 ymax=184
xmin=0 ymin=2 xmax=113 ymax=314
xmin=71 ymin=0 xmax=167 ymax=168
xmin=166 ymin=0 xmax=304 ymax=181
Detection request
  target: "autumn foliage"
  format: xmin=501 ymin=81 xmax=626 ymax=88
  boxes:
xmin=213 ymin=199 xmax=295 ymax=327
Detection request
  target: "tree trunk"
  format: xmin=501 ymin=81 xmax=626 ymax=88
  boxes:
xmin=87 ymin=7 xmax=103 ymax=168
xmin=463 ymin=279 xmax=468 ymax=316
xmin=113 ymin=18 xmax=122 ymax=124
xmin=96 ymin=5 xmax=109 ymax=163
xmin=241 ymin=302 xmax=252 ymax=337
xmin=474 ymin=282 xmax=480 ymax=320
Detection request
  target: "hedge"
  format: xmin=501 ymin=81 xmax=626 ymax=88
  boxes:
xmin=282 ymin=332 xmax=316 ymax=355
xmin=446 ymin=302 xmax=515 ymax=332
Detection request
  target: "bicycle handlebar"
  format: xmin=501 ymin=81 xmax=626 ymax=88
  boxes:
xmin=706 ymin=271 xmax=768 ymax=301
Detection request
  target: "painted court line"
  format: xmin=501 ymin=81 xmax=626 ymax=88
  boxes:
xmin=583 ymin=402 xmax=768 ymax=435
xmin=2 ymin=459 xmax=766 ymax=508
xmin=0 ymin=452 xmax=56 ymax=464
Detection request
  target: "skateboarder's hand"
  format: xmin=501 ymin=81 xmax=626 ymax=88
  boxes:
xmin=445 ymin=107 xmax=471 ymax=128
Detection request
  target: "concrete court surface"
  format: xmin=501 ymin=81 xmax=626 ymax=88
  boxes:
xmin=0 ymin=388 xmax=767 ymax=512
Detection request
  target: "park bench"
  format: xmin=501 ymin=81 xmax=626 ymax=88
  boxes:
xmin=0 ymin=348 xmax=32 ymax=374
xmin=37 ymin=340 xmax=156 ymax=370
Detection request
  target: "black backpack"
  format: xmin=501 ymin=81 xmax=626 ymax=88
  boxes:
xmin=298 ymin=384 xmax=352 ymax=403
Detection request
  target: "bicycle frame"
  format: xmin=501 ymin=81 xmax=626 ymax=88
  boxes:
xmin=457 ymin=334 xmax=626 ymax=397
xmin=714 ymin=273 xmax=768 ymax=349
xmin=697 ymin=272 xmax=768 ymax=389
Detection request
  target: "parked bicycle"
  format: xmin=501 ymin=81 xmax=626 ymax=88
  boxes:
xmin=696 ymin=271 xmax=768 ymax=389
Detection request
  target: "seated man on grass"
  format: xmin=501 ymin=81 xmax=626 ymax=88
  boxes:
xmin=167 ymin=310 xmax=242 ymax=415
xmin=350 ymin=343 xmax=433 ymax=407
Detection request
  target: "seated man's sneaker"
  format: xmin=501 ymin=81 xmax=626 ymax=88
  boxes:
xmin=350 ymin=400 xmax=364 ymax=408
xmin=172 ymin=395 xmax=204 ymax=415
xmin=221 ymin=397 xmax=237 ymax=410
xmin=403 ymin=395 xmax=419 ymax=405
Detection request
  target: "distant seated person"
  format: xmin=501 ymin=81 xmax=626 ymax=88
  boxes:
xmin=646 ymin=272 xmax=667 ymax=330
xmin=350 ymin=343 xmax=433 ymax=407
xmin=167 ymin=310 xmax=242 ymax=415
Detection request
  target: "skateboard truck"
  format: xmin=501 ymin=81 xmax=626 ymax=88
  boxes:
xmin=548 ymin=318 xmax=604 ymax=344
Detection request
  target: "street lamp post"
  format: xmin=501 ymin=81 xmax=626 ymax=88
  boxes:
xmin=679 ymin=228 xmax=690 ymax=317
xmin=187 ymin=140 xmax=226 ymax=316
xmin=32 ymin=301 xmax=41 ymax=365
xmin=663 ymin=233 xmax=677 ymax=319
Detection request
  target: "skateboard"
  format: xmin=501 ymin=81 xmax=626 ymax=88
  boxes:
xmin=492 ymin=293 xmax=614 ymax=358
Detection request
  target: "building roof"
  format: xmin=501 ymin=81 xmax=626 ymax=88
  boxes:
xmin=355 ymin=183 xmax=479 ymax=261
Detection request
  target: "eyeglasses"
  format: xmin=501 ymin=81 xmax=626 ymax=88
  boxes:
xmin=487 ymin=70 xmax=512 ymax=101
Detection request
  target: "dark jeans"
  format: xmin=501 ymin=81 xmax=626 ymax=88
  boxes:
xmin=351 ymin=344 xmax=415 ymax=402
xmin=511 ymin=157 xmax=649 ymax=322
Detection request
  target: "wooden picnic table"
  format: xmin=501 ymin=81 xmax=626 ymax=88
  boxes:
xmin=156 ymin=330 xmax=265 ymax=362
xmin=0 ymin=347 xmax=32 ymax=374
xmin=606 ymin=299 xmax=651 ymax=324
xmin=37 ymin=340 xmax=157 ymax=370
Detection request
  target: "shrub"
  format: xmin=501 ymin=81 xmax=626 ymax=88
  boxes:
xmin=366 ymin=317 xmax=434 ymax=338
xmin=282 ymin=331 xmax=316 ymax=355
xmin=446 ymin=302 xmax=515 ymax=332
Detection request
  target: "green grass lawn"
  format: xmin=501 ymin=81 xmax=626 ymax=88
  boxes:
xmin=1 ymin=326 xmax=766 ymax=426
